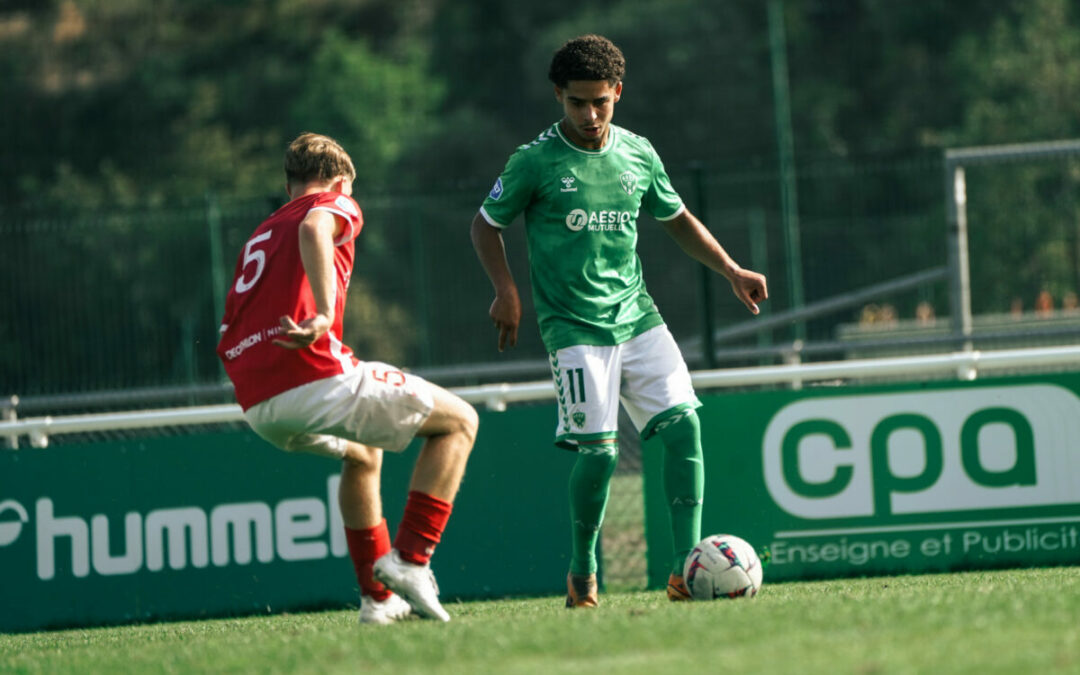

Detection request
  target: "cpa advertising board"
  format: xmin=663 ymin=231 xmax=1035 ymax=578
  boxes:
xmin=644 ymin=373 xmax=1080 ymax=587
xmin=0 ymin=408 xmax=573 ymax=633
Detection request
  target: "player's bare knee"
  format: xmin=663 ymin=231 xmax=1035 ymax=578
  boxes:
xmin=457 ymin=401 xmax=479 ymax=445
xmin=433 ymin=393 xmax=478 ymax=444
xmin=342 ymin=443 xmax=382 ymax=473
xmin=440 ymin=401 xmax=477 ymax=453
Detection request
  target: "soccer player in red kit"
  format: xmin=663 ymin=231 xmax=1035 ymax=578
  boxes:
xmin=218 ymin=133 xmax=477 ymax=624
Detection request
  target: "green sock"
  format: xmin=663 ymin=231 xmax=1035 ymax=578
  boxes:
xmin=658 ymin=411 xmax=704 ymax=576
xmin=568 ymin=443 xmax=618 ymax=575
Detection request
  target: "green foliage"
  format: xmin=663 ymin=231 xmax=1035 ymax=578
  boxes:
xmin=949 ymin=0 xmax=1080 ymax=312
xmin=0 ymin=2 xmax=449 ymax=395
xmin=290 ymin=32 xmax=444 ymax=189
xmin=7 ymin=1 xmax=1080 ymax=395
xmin=0 ymin=1 xmax=444 ymax=208
xmin=953 ymin=0 xmax=1080 ymax=145
xmin=1 ymin=567 xmax=1077 ymax=674
xmin=6 ymin=1 xmax=1080 ymax=205
xmin=784 ymin=0 xmax=1006 ymax=155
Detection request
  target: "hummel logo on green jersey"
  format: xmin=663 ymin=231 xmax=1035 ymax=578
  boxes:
xmin=560 ymin=176 xmax=577 ymax=192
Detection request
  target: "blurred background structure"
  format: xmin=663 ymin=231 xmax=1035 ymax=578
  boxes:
xmin=5 ymin=0 xmax=1080 ymax=587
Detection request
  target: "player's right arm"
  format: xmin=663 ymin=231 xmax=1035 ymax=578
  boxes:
xmin=470 ymin=212 xmax=521 ymax=351
xmin=273 ymin=208 xmax=341 ymax=350
xmin=472 ymin=146 xmax=537 ymax=352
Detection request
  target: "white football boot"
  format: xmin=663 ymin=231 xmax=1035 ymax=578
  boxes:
xmin=373 ymin=550 xmax=451 ymax=622
xmin=358 ymin=592 xmax=412 ymax=625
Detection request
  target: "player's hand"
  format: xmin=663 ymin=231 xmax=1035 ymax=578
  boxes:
xmin=273 ymin=314 xmax=332 ymax=350
xmin=729 ymin=269 xmax=768 ymax=315
xmin=489 ymin=290 xmax=522 ymax=352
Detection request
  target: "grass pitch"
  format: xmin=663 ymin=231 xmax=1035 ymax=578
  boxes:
xmin=3 ymin=566 xmax=1078 ymax=674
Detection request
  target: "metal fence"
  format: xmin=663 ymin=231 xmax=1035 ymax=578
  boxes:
xmin=8 ymin=149 xmax=1080 ymax=407
xmin=2 ymin=155 xmax=951 ymax=401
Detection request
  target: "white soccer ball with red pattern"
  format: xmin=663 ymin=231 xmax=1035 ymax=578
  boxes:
xmin=683 ymin=534 xmax=763 ymax=600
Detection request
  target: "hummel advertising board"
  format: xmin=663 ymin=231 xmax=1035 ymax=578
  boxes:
xmin=0 ymin=408 xmax=574 ymax=632
xmin=643 ymin=373 xmax=1080 ymax=588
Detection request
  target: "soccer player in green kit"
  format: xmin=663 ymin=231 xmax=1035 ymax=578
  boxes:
xmin=471 ymin=34 xmax=767 ymax=607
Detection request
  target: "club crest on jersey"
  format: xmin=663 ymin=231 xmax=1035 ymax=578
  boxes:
xmin=620 ymin=171 xmax=638 ymax=196
xmin=572 ymin=411 xmax=586 ymax=428
xmin=489 ymin=177 xmax=504 ymax=200
xmin=560 ymin=176 xmax=578 ymax=192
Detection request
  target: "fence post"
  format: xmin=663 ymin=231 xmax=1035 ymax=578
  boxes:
xmin=3 ymin=396 xmax=18 ymax=450
xmin=206 ymin=190 xmax=227 ymax=378
xmin=693 ymin=163 xmax=717 ymax=369
xmin=944 ymin=163 xmax=973 ymax=351
xmin=748 ymin=208 xmax=772 ymax=363
xmin=768 ymin=0 xmax=806 ymax=342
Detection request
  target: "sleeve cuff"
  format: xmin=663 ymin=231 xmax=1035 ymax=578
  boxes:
xmin=479 ymin=205 xmax=509 ymax=229
xmin=309 ymin=206 xmax=357 ymax=245
xmin=654 ymin=203 xmax=686 ymax=222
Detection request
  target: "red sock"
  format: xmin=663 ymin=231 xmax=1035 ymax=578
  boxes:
xmin=345 ymin=519 xmax=391 ymax=601
xmin=394 ymin=491 xmax=453 ymax=566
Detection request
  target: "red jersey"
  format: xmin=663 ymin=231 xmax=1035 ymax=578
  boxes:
xmin=217 ymin=191 xmax=363 ymax=409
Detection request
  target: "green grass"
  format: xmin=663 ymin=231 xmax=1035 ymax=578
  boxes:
xmin=3 ymin=567 xmax=1079 ymax=675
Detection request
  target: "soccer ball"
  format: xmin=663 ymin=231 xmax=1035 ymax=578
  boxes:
xmin=683 ymin=534 xmax=763 ymax=600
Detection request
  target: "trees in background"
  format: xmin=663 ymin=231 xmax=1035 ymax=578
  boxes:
xmin=3 ymin=0 xmax=1078 ymax=204
xmin=4 ymin=0 xmax=1080 ymax=394
xmin=0 ymin=0 xmax=441 ymax=209
xmin=8 ymin=0 xmax=1077 ymax=208
xmin=949 ymin=0 xmax=1080 ymax=312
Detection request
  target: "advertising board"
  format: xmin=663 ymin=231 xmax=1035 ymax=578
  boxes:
xmin=0 ymin=407 xmax=573 ymax=632
xmin=644 ymin=374 xmax=1080 ymax=587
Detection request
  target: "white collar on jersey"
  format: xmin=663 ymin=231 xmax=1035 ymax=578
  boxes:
xmin=554 ymin=121 xmax=619 ymax=155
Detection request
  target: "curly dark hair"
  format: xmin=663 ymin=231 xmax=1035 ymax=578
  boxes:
xmin=548 ymin=34 xmax=625 ymax=88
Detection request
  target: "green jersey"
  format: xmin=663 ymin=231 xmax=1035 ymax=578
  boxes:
xmin=480 ymin=122 xmax=685 ymax=351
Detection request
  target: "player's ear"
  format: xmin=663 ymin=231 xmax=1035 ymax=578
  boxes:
xmin=554 ymin=85 xmax=564 ymax=103
xmin=613 ymin=81 xmax=623 ymax=102
xmin=334 ymin=176 xmax=352 ymax=196
xmin=285 ymin=181 xmax=293 ymax=199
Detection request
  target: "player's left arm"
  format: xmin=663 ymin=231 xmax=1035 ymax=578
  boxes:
xmin=662 ymin=210 xmax=768 ymax=315
xmin=273 ymin=209 xmax=342 ymax=349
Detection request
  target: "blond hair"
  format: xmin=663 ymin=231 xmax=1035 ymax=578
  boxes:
xmin=284 ymin=133 xmax=356 ymax=185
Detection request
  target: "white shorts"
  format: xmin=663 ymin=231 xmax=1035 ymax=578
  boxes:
xmin=244 ymin=362 xmax=435 ymax=458
xmin=549 ymin=325 xmax=700 ymax=448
